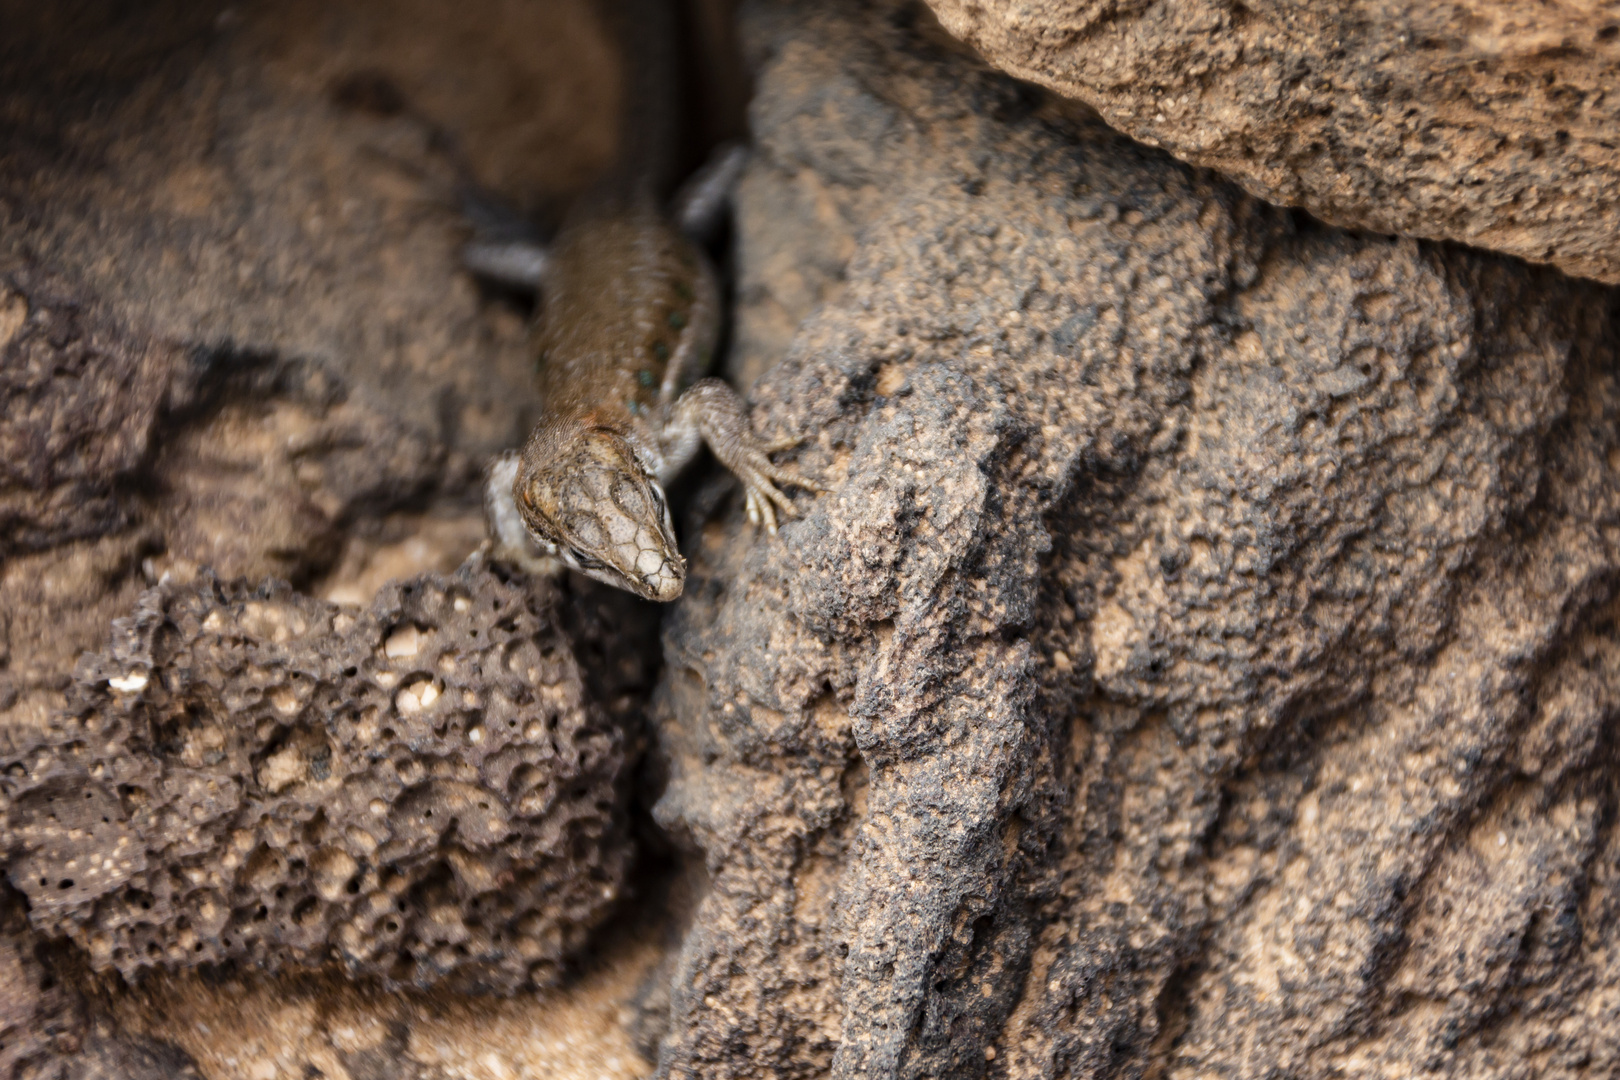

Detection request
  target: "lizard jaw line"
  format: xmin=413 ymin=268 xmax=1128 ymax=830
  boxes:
xmin=553 ymin=532 xmax=684 ymax=602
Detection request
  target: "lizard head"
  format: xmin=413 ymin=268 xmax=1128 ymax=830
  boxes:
xmin=514 ymin=428 xmax=685 ymax=602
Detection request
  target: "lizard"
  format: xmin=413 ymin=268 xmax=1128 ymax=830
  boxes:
xmin=477 ymin=3 xmax=819 ymax=603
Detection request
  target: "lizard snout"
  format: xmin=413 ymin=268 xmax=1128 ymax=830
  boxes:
xmin=566 ymin=499 xmax=685 ymax=602
xmin=637 ymin=550 xmax=686 ymax=603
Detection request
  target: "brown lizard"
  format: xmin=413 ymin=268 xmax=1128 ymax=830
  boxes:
xmin=478 ymin=3 xmax=817 ymax=602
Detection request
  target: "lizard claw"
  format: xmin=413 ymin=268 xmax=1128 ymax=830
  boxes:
xmin=762 ymin=435 xmax=803 ymax=454
xmin=738 ymin=464 xmax=795 ymax=534
xmin=736 ymin=446 xmax=827 ymax=534
xmin=676 ymin=378 xmax=828 ymax=533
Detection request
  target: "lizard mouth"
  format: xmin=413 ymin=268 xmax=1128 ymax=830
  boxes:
xmin=628 ymin=551 xmax=686 ymax=602
xmin=561 ymin=541 xmax=685 ymax=601
xmin=545 ymin=475 xmax=686 ymax=601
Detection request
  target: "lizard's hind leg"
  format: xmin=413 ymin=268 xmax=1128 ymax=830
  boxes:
xmin=462 ymin=240 xmax=550 ymax=290
xmin=673 ymin=142 xmax=749 ymax=244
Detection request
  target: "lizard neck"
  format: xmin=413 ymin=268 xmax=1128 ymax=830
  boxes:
xmin=522 ymin=409 xmax=664 ymax=488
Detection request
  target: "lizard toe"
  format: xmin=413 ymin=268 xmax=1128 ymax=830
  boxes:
xmin=743 ymin=446 xmax=825 ymax=497
xmin=745 ymin=485 xmax=780 ymax=533
xmin=754 ymin=474 xmax=799 ymax=525
xmin=765 ymin=463 xmax=826 ymax=494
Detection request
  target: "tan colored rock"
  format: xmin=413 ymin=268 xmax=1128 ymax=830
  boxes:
xmin=651 ymin=0 xmax=1620 ymax=1076
xmin=0 ymin=0 xmax=664 ymax=1074
xmin=109 ymin=928 xmax=662 ymax=1080
xmin=926 ymin=0 xmax=1620 ymax=284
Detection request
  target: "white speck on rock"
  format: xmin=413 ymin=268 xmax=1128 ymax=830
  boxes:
xmin=108 ymin=671 xmax=149 ymax=693
xmin=384 ymin=624 xmax=422 ymax=658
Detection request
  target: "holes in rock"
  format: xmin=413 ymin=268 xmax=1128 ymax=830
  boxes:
xmin=303 ymin=810 xmax=330 ymax=846
xmin=22 ymin=574 xmax=646 ymax=994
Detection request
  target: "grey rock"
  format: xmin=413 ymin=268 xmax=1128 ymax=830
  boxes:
xmin=927 ymin=0 xmax=1620 ymax=285
xmin=648 ymin=2 xmax=1620 ymax=1077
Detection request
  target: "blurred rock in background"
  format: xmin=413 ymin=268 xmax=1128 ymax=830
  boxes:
xmin=927 ymin=0 xmax=1620 ymax=285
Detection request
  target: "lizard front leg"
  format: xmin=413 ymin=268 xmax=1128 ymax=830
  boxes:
xmin=482 ymin=450 xmax=565 ymax=576
xmin=671 ymin=378 xmax=822 ymax=533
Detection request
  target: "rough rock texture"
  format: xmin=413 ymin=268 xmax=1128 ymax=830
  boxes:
xmin=108 ymin=926 xmax=663 ymax=1080
xmin=647 ymin=1 xmax=1620 ymax=1077
xmin=925 ymin=0 xmax=1620 ymax=286
xmin=0 ymin=0 xmax=611 ymax=748
xmin=0 ymin=885 xmax=205 ymax=1080
xmin=2 ymin=565 xmax=629 ymax=993
xmin=5 ymin=0 xmax=1620 ymax=1078
xmin=0 ymin=887 xmax=80 ymax=1078
xmin=0 ymin=0 xmax=665 ymax=1073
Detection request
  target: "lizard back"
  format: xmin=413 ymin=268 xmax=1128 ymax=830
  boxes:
xmin=533 ymin=197 xmax=720 ymax=469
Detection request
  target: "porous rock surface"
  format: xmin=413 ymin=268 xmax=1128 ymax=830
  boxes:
xmin=2 ymin=565 xmax=628 ymax=993
xmin=925 ymin=0 xmax=1620 ymax=285
xmin=1 ymin=885 xmax=206 ymax=1080
xmin=647 ymin=1 xmax=1620 ymax=1077
xmin=0 ymin=0 xmax=663 ymax=1072
xmin=0 ymin=0 xmax=612 ymax=746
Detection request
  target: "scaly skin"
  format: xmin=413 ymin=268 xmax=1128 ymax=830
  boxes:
xmin=484 ymin=196 xmax=818 ymax=601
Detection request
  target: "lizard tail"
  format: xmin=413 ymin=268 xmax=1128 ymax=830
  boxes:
xmin=602 ymin=0 xmax=685 ymax=202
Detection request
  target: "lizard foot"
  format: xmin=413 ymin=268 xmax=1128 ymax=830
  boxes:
xmin=482 ymin=451 xmax=565 ymax=577
xmin=737 ymin=450 xmax=825 ymax=534
xmin=675 ymin=378 xmax=827 ymax=534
